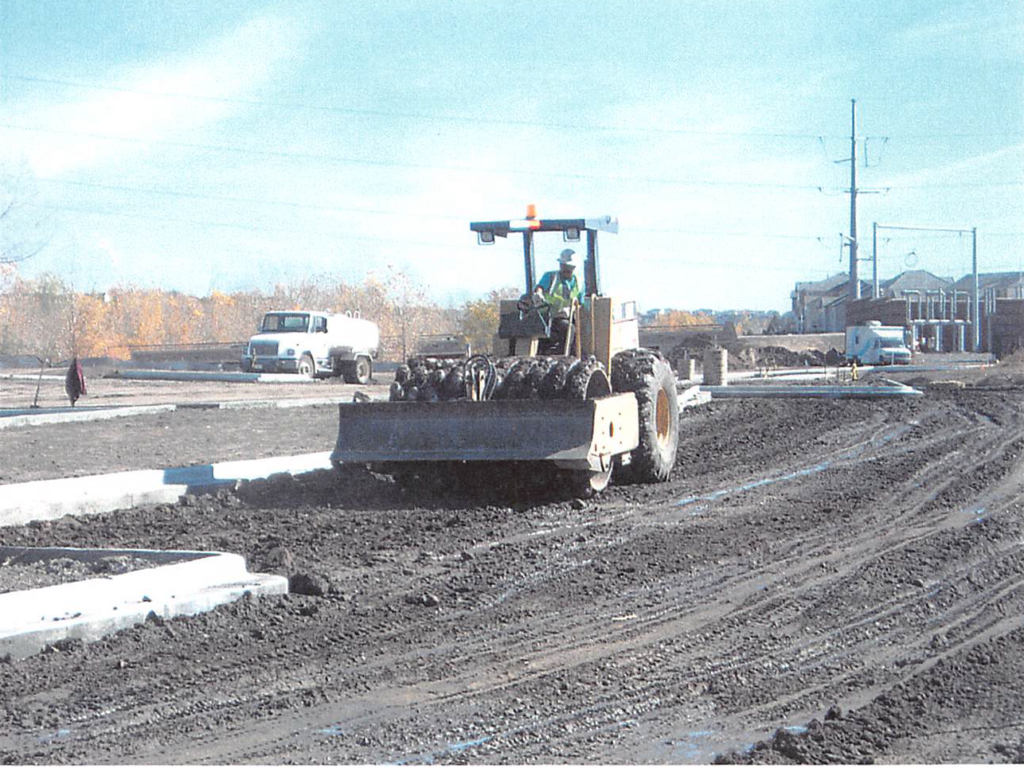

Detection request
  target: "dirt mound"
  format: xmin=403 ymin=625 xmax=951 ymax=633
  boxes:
xmin=668 ymin=338 xmax=750 ymax=371
xmin=668 ymin=341 xmax=841 ymax=372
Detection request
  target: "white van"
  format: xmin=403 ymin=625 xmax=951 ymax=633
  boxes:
xmin=845 ymin=322 xmax=912 ymax=365
xmin=243 ymin=310 xmax=380 ymax=383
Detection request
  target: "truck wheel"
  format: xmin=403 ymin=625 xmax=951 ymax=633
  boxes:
xmin=297 ymin=354 xmax=315 ymax=378
xmin=612 ymin=350 xmax=679 ymax=483
xmin=355 ymin=355 xmax=372 ymax=385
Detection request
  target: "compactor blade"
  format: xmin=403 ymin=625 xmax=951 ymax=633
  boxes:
xmin=331 ymin=393 xmax=638 ymax=472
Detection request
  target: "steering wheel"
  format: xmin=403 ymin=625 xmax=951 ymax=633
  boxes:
xmin=517 ymin=292 xmax=550 ymax=316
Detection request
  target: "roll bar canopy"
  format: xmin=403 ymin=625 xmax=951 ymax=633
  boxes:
xmin=469 ymin=215 xmax=618 ymax=298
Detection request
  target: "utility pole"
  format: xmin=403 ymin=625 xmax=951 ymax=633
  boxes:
xmin=972 ymin=227 xmax=980 ymax=350
xmin=849 ymin=99 xmax=859 ymax=301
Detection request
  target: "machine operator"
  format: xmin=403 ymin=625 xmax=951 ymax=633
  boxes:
xmin=535 ymin=249 xmax=582 ymax=349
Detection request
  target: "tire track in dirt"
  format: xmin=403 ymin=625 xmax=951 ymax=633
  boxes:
xmin=3 ymin=392 xmax=1024 ymax=763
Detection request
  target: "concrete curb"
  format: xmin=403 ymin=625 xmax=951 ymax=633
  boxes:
xmin=0 ymin=546 xmax=288 ymax=660
xmin=700 ymin=383 xmax=924 ymax=399
xmin=105 ymin=370 xmax=314 ymax=384
xmin=0 ymin=452 xmax=334 ymax=527
xmin=0 ymin=373 xmax=65 ymax=382
xmin=214 ymin=395 xmax=381 ymax=410
xmin=0 ymin=395 xmax=384 ymax=429
xmin=0 ymin=404 xmax=177 ymax=430
xmin=678 ymin=385 xmax=712 ymax=410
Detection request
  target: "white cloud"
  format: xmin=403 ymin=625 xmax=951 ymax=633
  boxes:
xmin=898 ymin=3 xmax=1024 ymax=60
xmin=12 ymin=11 xmax=308 ymax=176
xmin=882 ymin=143 xmax=1024 ymax=188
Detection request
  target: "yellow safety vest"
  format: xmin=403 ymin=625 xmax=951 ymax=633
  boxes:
xmin=538 ymin=271 xmax=581 ymax=313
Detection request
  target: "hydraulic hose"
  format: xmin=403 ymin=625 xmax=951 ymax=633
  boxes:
xmin=464 ymin=354 xmax=497 ymax=401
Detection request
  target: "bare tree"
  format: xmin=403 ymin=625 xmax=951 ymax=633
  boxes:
xmin=0 ymin=157 xmax=49 ymax=266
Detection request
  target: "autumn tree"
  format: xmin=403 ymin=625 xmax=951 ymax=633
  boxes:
xmin=460 ymin=287 xmax=520 ymax=354
xmin=0 ymin=270 xmax=515 ymax=363
xmin=659 ymin=309 xmax=714 ymax=328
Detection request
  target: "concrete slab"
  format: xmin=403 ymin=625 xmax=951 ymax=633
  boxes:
xmin=0 ymin=452 xmax=334 ymax=527
xmin=700 ymin=383 xmax=924 ymax=399
xmin=0 ymin=395 xmax=383 ymax=429
xmin=678 ymin=385 xmax=712 ymax=410
xmin=0 ymin=373 xmax=65 ymax=382
xmin=0 ymin=546 xmax=288 ymax=661
xmin=214 ymin=395 xmax=383 ymax=409
xmin=0 ymin=404 xmax=177 ymax=430
xmin=106 ymin=370 xmax=314 ymax=384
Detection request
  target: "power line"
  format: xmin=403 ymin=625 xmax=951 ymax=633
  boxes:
xmin=887 ymin=181 xmax=1024 ymax=189
xmin=0 ymin=122 xmax=835 ymax=190
xmin=22 ymin=198 xmax=850 ymax=250
xmin=21 ymin=200 xmax=474 ymax=248
xmin=19 ymin=176 xmax=853 ymax=239
xmin=1 ymin=73 xmax=841 ymax=140
xmin=7 ymin=122 xmax=1015 ymax=194
xmin=631 ymin=226 xmax=827 ymax=241
xmin=19 ymin=175 xmax=468 ymax=221
xmin=9 ymin=74 xmax=1023 ymax=141
xmin=639 ymin=254 xmax=825 ymax=273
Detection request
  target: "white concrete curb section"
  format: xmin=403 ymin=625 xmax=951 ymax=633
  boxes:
xmin=678 ymin=384 xmax=712 ymax=410
xmin=0 ymin=404 xmax=177 ymax=430
xmin=0 ymin=452 xmax=334 ymax=527
xmin=0 ymin=546 xmax=288 ymax=661
xmin=0 ymin=373 xmax=66 ymax=381
xmin=106 ymin=370 xmax=314 ymax=383
xmin=700 ymin=383 xmax=924 ymax=399
xmin=1 ymin=395 xmax=379 ymax=429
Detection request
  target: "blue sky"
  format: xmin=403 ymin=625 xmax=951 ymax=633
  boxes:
xmin=1 ymin=0 xmax=1021 ymax=312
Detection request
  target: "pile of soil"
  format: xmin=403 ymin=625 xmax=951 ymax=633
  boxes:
xmin=668 ymin=341 xmax=841 ymax=372
xmin=668 ymin=337 xmax=750 ymax=371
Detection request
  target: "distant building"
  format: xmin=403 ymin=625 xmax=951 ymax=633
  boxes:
xmin=950 ymin=272 xmax=1024 ymax=304
xmin=792 ymin=270 xmax=963 ymax=333
xmin=791 ymin=273 xmax=869 ymax=333
xmin=877 ymin=269 xmax=953 ymax=297
xmin=802 ymin=270 xmax=1024 ymax=354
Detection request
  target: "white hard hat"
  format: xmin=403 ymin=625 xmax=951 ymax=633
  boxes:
xmin=559 ymin=248 xmax=577 ymax=266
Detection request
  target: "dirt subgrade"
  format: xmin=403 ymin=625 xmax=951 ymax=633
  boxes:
xmin=0 ymin=554 xmax=179 ymax=594
xmin=2 ymin=369 xmax=1024 ymax=762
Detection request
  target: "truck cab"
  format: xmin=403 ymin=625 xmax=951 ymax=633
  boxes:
xmin=243 ymin=310 xmax=380 ymax=383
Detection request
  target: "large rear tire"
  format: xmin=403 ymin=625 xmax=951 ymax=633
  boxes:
xmin=612 ymin=350 xmax=679 ymax=483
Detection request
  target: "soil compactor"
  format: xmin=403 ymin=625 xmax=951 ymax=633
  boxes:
xmin=330 ymin=212 xmax=680 ymax=496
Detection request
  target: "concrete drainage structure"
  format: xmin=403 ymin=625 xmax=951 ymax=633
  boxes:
xmin=0 ymin=546 xmax=287 ymax=661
